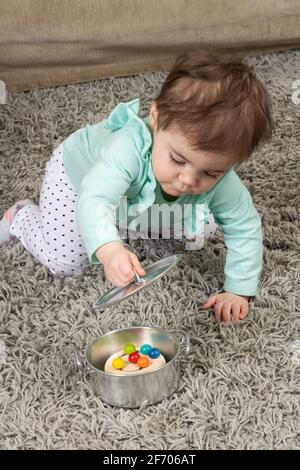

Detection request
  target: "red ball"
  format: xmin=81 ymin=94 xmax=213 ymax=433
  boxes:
xmin=128 ymin=351 xmax=140 ymax=363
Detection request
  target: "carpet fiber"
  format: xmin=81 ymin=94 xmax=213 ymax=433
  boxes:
xmin=0 ymin=49 xmax=299 ymax=450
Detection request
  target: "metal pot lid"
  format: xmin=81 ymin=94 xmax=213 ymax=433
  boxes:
xmin=95 ymin=253 xmax=183 ymax=309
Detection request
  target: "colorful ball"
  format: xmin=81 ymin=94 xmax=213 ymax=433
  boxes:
xmin=128 ymin=351 xmax=140 ymax=363
xmin=124 ymin=343 xmax=136 ymax=355
xmin=149 ymin=348 xmax=160 ymax=359
xmin=140 ymin=344 xmax=152 ymax=355
xmin=137 ymin=356 xmax=150 ymax=368
xmin=112 ymin=357 xmax=125 ymax=369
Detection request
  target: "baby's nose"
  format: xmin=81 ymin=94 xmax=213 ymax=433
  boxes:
xmin=179 ymin=171 xmax=198 ymax=188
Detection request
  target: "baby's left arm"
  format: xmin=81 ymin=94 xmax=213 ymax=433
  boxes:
xmin=204 ymin=170 xmax=263 ymax=323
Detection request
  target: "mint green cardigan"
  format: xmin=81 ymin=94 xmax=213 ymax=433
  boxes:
xmin=63 ymin=98 xmax=263 ymax=296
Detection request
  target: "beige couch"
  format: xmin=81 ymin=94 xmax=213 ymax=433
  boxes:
xmin=1 ymin=0 xmax=300 ymax=92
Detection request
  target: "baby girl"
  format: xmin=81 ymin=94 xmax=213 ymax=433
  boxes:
xmin=0 ymin=49 xmax=273 ymax=324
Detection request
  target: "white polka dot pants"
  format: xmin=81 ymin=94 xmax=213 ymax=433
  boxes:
xmin=10 ymin=143 xmax=90 ymax=276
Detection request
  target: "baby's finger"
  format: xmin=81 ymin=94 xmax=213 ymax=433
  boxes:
xmin=202 ymin=293 xmax=218 ymax=309
xmin=239 ymin=302 xmax=249 ymax=320
xmin=109 ymin=263 xmax=133 ymax=286
xmin=105 ymin=267 xmax=125 ymax=285
xmin=231 ymin=303 xmax=241 ymax=322
xmin=118 ymin=259 xmax=135 ymax=279
xmin=128 ymin=252 xmax=146 ymax=276
xmin=118 ymin=271 xmax=134 ymax=285
xmin=221 ymin=302 xmax=232 ymax=325
xmin=214 ymin=302 xmax=223 ymax=321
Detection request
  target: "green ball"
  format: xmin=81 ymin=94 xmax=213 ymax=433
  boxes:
xmin=124 ymin=343 xmax=136 ymax=355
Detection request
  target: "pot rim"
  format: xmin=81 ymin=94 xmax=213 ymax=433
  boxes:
xmin=85 ymin=326 xmax=181 ymax=378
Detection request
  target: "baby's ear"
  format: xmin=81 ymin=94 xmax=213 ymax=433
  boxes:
xmin=149 ymin=102 xmax=158 ymax=133
xmin=151 ymin=100 xmax=158 ymax=110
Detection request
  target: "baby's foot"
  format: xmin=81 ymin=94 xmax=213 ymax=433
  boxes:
xmin=0 ymin=199 xmax=33 ymax=243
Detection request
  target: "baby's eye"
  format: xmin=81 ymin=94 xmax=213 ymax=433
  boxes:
xmin=170 ymin=154 xmax=185 ymax=166
xmin=203 ymin=171 xmax=219 ymax=178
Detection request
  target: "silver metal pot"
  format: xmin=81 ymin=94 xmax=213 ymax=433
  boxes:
xmin=76 ymin=326 xmax=190 ymax=408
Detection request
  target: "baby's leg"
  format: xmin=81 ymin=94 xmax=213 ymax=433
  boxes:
xmin=9 ymin=143 xmax=90 ymax=276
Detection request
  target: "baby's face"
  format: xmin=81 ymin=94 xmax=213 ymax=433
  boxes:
xmin=149 ymin=121 xmax=235 ymax=196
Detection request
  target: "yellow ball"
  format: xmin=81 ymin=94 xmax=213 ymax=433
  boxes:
xmin=112 ymin=357 xmax=125 ymax=369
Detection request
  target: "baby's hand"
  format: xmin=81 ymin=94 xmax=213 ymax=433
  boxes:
xmin=103 ymin=246 xmax=146 ymax=288
xmin=202 ymin=291 xmax=250 ymax=325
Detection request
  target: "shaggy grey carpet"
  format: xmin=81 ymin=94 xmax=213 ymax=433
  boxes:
xmin=0 ymin=48 xmax=300 ymax=450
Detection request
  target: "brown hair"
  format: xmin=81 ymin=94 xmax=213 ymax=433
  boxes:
xmin=154 ymin=49 xmax=273 ymax=161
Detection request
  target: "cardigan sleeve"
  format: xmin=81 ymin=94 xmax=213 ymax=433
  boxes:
xmin=207 ymin=170 xmax=263 ymax=296
xmin=76 ymin=132 xmax=141 ymax=264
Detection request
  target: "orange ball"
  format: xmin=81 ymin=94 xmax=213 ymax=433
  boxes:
xmin=137 ymin=356 xmax=150 ymax=368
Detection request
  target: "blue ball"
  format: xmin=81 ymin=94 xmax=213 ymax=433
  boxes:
xmin=149 ymin=348 xmax=160 ymax=359
xmin=140 ymin=344 xmax=152 ymax=355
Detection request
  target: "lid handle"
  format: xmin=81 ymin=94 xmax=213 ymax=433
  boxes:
xmin=130 ymin=266 xmax=146 ymax=285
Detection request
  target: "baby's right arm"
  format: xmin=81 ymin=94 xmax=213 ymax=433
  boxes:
xmin=77 ymin=131 xmax=142 ymax=266
xmin=96 ymin=241 xmax=125 ymax=264
xmin=96 ymin=241 xmax=145 ymax=287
